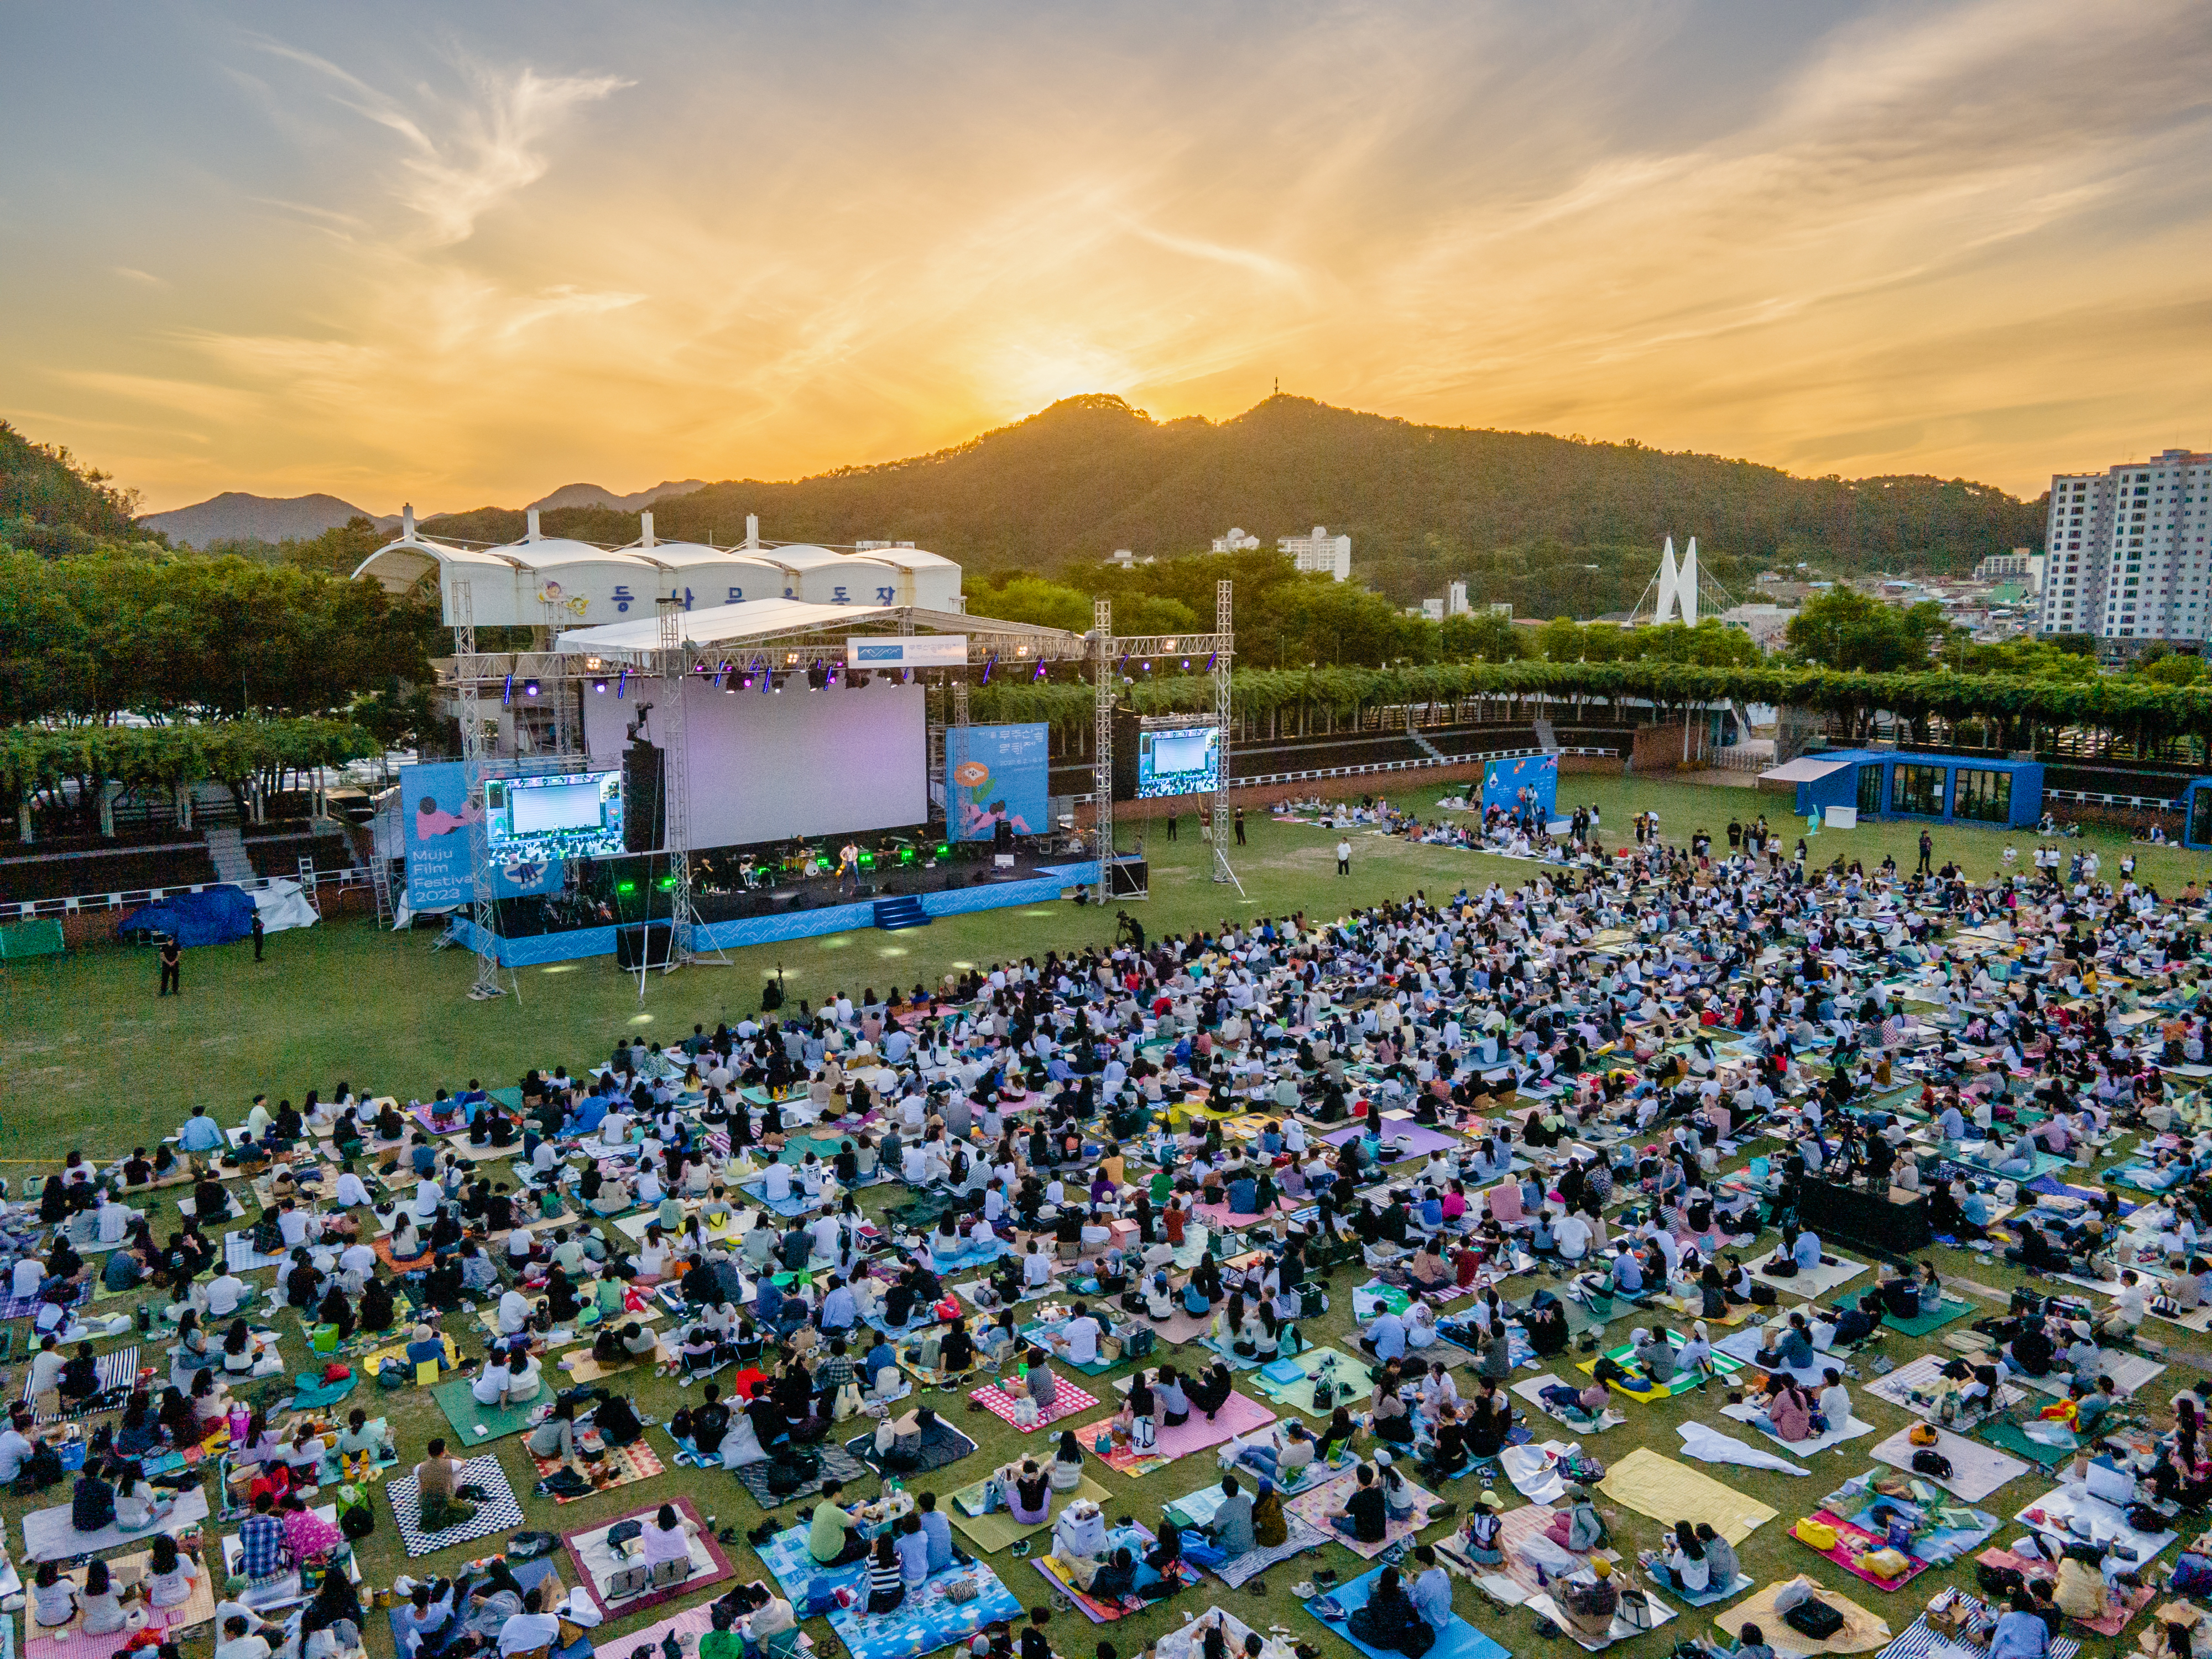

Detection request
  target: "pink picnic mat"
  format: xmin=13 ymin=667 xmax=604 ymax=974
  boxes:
xmin=1088 ymin=1389 xmax=1277 ymax=1477
xmin=969 ymin=1372 xmax=1099 ymax=1431
xmin=1285 ymin=1465 xmax=1441 ymax=1557
xmin=1794 ymin=1512 xmax=1930 ymax=1592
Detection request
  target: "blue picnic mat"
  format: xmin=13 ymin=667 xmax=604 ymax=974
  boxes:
xmin=757 ymin=1524 xmax=1021 ymax=1659
xmin=1307 ymin=1563 xmax=1512 ymax=1659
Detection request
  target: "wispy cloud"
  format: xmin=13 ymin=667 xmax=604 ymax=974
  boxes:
xmin=12 ymin=1 xmax=2211 ymax=510
xmin=111 ymin=267 xmax=168 ymax=288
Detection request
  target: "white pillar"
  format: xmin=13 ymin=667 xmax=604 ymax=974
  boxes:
xmin=1655 ymin=537 xmax=1681 ymax=624
xmin=745 ymin=514 xmax=759 ymax=550
xmin=526 ymin=508 xmax=542 ymax=541
xmin=1681 ymin=537 xmax=1700 ymax=627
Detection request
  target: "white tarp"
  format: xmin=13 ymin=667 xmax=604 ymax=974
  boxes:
xmin=1760 ymin=756 xmax=1849 ymax=785
xmin=250 ymin=879 xmax=320 ymax=933
xmin=1675 ymin=1421 xmax=1812 ymax=1475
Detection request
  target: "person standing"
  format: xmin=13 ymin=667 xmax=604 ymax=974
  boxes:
xmin=1234 ymin=805 xmax=1246 ymax=846
xmin=251 ymin=911 xmax=265 ymax=963
xmin=1917 ymin=829 xmax=1933 ymax=876
xmin=159 ymin=936 xmax=182 ymax=997
xmin=1165 ymin=812 xmax=1177 ymax=842
xmin=1335 ymin=838 xmax=1351 ymax=877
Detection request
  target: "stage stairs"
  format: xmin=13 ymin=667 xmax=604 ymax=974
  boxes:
xmin=872 ymin=894 xmax=931 ymax=932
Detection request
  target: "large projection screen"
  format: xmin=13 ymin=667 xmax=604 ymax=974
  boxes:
xmin=585 ymin=679 xmax=928 ymax=847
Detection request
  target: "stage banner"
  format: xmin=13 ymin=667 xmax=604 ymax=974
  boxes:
xmin=946 ymin=723 xmax=1049 ymax=841
xmin=1479 ymin=753 xmax=1558 ymax=818
xmin=400 ymin=762 xmax=562 ymax=911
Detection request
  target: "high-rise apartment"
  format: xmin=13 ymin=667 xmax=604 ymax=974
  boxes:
xmin=2039 ymin=448 xmax=2212 ymax=640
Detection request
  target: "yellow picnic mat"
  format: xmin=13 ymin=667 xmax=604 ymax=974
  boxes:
xmin=1714 ymin=1577 xmax=1890 ymax=1654
xmin=1597 ymin=1447 xmax=1777 ymax=1545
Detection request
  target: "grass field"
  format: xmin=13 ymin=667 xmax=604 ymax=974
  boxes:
xmin=5 ymin=774 xmax=2202 ymax=1147
xmin=2 ymin=776 xmax=2208 ymax=1659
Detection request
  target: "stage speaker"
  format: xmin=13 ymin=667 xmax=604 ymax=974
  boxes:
xmin=622 ymin=742 xmax=665 ymax=854
xmin=614 ymin=922 xmax=671 ymax=969
xmin=1108 ymin=858 xmax=1149 ymax=896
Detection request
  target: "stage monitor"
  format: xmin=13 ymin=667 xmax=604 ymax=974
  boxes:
xmin=1136 ymin=724 xmax=1220 ymax=799
xmin=486 ymin=770 xmax=625 ymax=859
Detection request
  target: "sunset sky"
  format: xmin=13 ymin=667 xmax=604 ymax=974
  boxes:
xmin=6 ymin=1 xmax=2209 ymax=513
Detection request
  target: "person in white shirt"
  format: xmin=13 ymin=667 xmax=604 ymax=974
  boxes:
xmin=331 ymin=1170 xmax=373 ymax=1209
xmin=1021 ymin=1245 xmax=1054 ymax=1290
xmin=497 ymin=1597 xmax=564 ymax=1657
xmin=1816 ymin=1373 xmax=1853 ymax=1434
xmin=0 ymin=1411 xmax=36 ymax=1483
xmin=761 ymin=1162 xmax=793 ymax=1202
xmin=495 ymin=1287 xmax=533 ymax=1337
xmin=11 ymin=1254 xmax=44 ymax=1300
xmin=1552 ymin=1211 xmax=1593 ymax=1263
xmin=1061 ymin=1308 xmax=1101 ymax=1366
xmin=215 ymin=1615 xmax=273 ymax=1659
xmin=205 ymin=1270 xmax=248 ymax=1318
xmin=276 ymin=1206 xmax=312 ymax=1249
xmin=95 ymin=1198 xmax=138 ymax=1246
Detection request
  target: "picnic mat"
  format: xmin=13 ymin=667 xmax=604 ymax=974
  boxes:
xmin=1718 ymin=1402 xmax=1879 ymax=1458
xmin=20 ymin=1486 xmax=211 ymax=1563
xmin=1091 ymin=1389 xmax=1276 ymax=1478
xmin=1864 ymin=1353 xmax=2025 ymax=1417
xmin=1509 ymin=1373 xmax=1625 ymax=1434
xmin=1867 ymin=1426 xmax=2029 ymax=1504
xmin=1869 ymin=1589 xmax=2078 ymax=1659
xmin=1578 ymin=1333 xmax=1743 ymax=1400
xmin=1752 ymin=1254 xmax=1870 ymax=1300
xmin=1598 ymin=1448 xmax=1777 ymax=1545
xmin=757 ymin=1522 xmax=1023 ymax=1659
xmin=1975 ymin=1418 xmax=2080 ymax=1468
xmin=1284 ymin=1465 xmax=1439 ymax=1557
xmin=729 ymin=1440 xmax=869 ymax=1506
xmin=1164 ymin=1482 xmax=1331 ymax=1588
xmin=24 ymin=1550 xmax=218 ymax=1659
xmin=1311 ymin=1563 xmax=1512 ymax=1659
xmin=1882 ymin=1296 xmax=1976 ymax=1337
xmin=385 ymin=1454 xmax=523 ymax=1557
xmin=564 ymin=1495 xmax=733 ymax=1618
xmin=2016 ymin=1348 xmax=2167 ymax=1398
xmin=20 ymin=1348 xmax=139 ymax=1425
xmin=1523 ymin=1581 xmax=1678 ymax=1651
xmin=530 ymin=1436 xmax=664 ymax=1502
xmin=1034 ymin=1533 xmax=1203 ymax=1621
xmin=949 ymin=1473 xmax=1113 ymax=1554
xmin=1716 ymin=1576 xmax=1891 ymax=1655
xmin=844 ymin=1418 xmax=978 ymax=1477
xmin=430 ymin=1374 xmax=544 ymax=1444
xmin=969 ymin=1372 xmax=1099 ymax=1431
xmin=1251 ymin=1347 xmax=1373 ymax=1417
xmin=1973 ymin=1546 xmax=2154 ymax=1636
xmin=1791 ymin=1510 xmax=1932 ymax=1591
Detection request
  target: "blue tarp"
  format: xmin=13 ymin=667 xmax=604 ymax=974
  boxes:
xmin=117 ymin=886 xmax=257 ymax=947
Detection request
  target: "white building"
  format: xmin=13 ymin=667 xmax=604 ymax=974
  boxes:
xmin=2039 ymin=450 xmax=2212 ymax=640
xmin=1280 ymin=524 xmax=1351 ymax=581
xmin=1974 ymin=549 xmax=2041 ymax=587
xmin=1419 ymin=598 xmax=1444 ymax=621
xmin=1209 ymin=527 xmax=1262 ymax=554
xmin=1447 ymin=580 xmax=1470 ymax=616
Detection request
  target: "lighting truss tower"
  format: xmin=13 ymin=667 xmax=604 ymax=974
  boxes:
xmin=648 ymin=596 xmax=726 ymax=992
xmin=453 ymin=581 xmax=515 ymax=1001
xmin=1211 ymin=579 xmax=1243 ymax=894
xmin=1092 ymin=598 xmax=1115 ymax=906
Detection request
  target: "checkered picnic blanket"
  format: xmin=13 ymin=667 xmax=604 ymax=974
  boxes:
xmin=385 ymin=1453 xmax=524 ymax=1557
xmin=530 ymin=1437 xmax=664 ymax=1503
xmin=968 ymin=1371 xmax=1098 ymax=1430
xmin=0 ymin=1281 xmax=92 ymax=1322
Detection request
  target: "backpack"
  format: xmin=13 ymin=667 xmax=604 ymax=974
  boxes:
xmin=336 ymin=1482 xmax=375 ymax=1540
xmin=1976 ymin=1563 xmax=2026 ymax=1598
xmin=2172 ymin=1553 xmax=2212 ymax=1597
xmin=1911 ymin=1449 xmax=1953 ymax=1479
xmin=1784 ymin=1599 xmax=1844 ymax=1640
xmin=766 ymin=1444 xmax=820 ymax=1496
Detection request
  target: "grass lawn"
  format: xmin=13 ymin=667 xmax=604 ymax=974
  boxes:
xmin=6 ymin=775 xmax=2209 ymax=1149
xmin=2 ymin=776 xmax=2209 ymax=1659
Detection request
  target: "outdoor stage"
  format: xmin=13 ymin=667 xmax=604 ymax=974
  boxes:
xmin=446 ymin=857 xmax=1102 ymax=967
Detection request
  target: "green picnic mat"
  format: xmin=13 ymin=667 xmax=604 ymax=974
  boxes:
xmin=1976 ymin=1417 xmax=2078 ymax=1468
xmin=948 ymin=1473 xmax=1113 ymax=1554
xmin=1884 ymin=1297 xmax=1977 ymax=1337
xmin=1253 ymin=1347 xmax=1374 ymax=1417
xmin=431 ymin=1375 xmax=540 ymax=1444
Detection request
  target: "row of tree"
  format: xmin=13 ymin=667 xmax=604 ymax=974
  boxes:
xmin=972 ymin=659 xmax=2212 ymax=754
xmin=0 ymin=719 xmax=379 ymax=827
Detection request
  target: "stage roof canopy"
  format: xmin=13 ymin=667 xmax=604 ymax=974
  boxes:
xmin=559 ymin=597 xmax=899 ymax=655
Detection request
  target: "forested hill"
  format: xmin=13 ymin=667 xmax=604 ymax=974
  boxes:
xmin=416 ymin=395 xmax=2047 ymax=594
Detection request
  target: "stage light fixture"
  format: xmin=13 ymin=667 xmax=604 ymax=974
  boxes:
xmin=899 ymin=847 xmax=915 ymax=864
xmin=981 ymin=653 xmax=997 ymax=685
xmin=739 ymin=674 xmax=753 ymax=690
xmin=806 ymin=658 xmax=828 ymax=690
xmin=656 ymin=874 xmax=676 ymax=890
xmin=936 ymin=843 xmax=951 ymax=858
xmin=858 ymin=852 xmax=875 ymax=869
xmin=523 ymin=679 xmax=540 ymax=698
xmin=502 ymin=674 xmax=513 ymax=706
xmin=1117 ymin=650 xmax=1130 ymax=672
xmin=1181 ymin=658 xmax=1191 ymax=670
xmin=616 ymin=667 xmax=630 ymax=698
xmin=1031 ymin=659 xmax=1047 ymax=681
xmin=1206 ymin=651 xmax=1218 ymax=672
xmin=592 ymin=679 xmax=608 ymax=694
xmin=1140 ymin=660 xmax=1151 ymax=672
xmin=616 ymin=880 xmax=638 ymax=895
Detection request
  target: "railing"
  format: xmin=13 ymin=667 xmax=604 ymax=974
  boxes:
xmin=6 ymin=865 xmax=370 ymax=922
xmin=2045 ymin=788 xmax=2179 ymax=811
xmin=1708 ymin=748 xmax=1771 ymax=772
xmin=1061 ymin=747 xmax=1618 ymax=804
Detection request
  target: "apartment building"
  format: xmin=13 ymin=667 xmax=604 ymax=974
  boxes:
xmin=2039 ymin=448 xmax=2212 ymax=640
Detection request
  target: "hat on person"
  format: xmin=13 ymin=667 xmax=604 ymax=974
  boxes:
xmin=1592 ymin=1557 xmax=1613 ymax=1578
xmin=226 ymin=1575 xmax=249 ymax=1595
xmin=411 ymin=1323 xmax=432 ymax=1342
xmin=1373 ymin=1448 xmax=1392 ymax=1467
